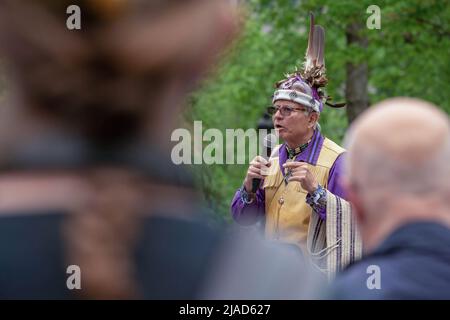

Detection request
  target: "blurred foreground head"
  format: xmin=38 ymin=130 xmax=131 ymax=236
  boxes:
xmin=0 ymin=0 xmax=238 ymax=146
xmin=343 ymin=98 xmax=450 ymax=252
xmin=0 ymin=0 xmax=238 ymax=299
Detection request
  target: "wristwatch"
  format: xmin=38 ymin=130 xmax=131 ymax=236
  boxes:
xmin=306 ymin=184 xmax=327 ymax=208
xmin=240 ymin=185 xmax=256 ymax=204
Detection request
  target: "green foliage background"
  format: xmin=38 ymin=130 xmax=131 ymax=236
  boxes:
xmin=183 ymin=0 xmax=450 ymax=223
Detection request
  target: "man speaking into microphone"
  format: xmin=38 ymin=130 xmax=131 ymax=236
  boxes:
xmin=230 ymin=14 xmax=362 ymax=278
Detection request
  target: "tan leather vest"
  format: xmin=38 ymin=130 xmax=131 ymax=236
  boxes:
xmin=263 ymin=138 xmax=345 ymax=251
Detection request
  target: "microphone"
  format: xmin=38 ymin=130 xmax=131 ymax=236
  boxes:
xmin=252 ymin=133 xmax=277 ymax=193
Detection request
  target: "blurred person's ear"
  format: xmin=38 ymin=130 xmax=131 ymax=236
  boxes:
xmin=342 ymin=177 xmax=365 ymax=225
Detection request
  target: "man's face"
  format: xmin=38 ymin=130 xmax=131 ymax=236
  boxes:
xmin=272 ymin=100 xmax=316 ymax=144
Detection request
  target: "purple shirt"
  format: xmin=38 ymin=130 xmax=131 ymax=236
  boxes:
xmin=230 ymin=130 xmax=347 ymax=226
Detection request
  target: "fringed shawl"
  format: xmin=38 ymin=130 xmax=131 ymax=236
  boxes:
xmin=307 ymin=192 xmax=362 ymax=280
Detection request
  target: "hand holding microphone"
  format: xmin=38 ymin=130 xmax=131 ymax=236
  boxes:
xmin=243 ymin=133 xmax=277 ymax=193
xmin=243 ymin=156 xmax=271 ymax=193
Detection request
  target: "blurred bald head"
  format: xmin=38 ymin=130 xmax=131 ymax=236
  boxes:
xmin=346 ymin=98 xmax=450 ymax=195
xmin=344 ymin=98 xmax=450 ymax=251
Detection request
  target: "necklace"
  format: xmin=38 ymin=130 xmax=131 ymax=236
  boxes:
xmin=286 ymin=141 xmax=309 ymax=159
xmin=284 ymin=140 xmax=310 ymax=185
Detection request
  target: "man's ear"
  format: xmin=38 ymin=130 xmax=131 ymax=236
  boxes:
xmin=309 ymin=112 xmax=319 ymax=128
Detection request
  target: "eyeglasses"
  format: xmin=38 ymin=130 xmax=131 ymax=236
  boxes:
xmin=266 ymin=105 xmax=308 ymax=117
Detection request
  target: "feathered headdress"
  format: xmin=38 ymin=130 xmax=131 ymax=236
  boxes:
xmin=272 ymin=13 xmax=345 ymax=113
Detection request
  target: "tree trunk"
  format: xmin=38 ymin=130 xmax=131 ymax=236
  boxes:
xmin=345 ymin=22 xmax=369 ymax=123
